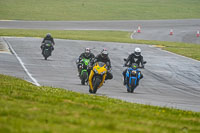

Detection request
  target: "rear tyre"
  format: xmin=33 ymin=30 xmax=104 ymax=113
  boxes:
xmin=81 ymin=80 xmax=85 ymax=85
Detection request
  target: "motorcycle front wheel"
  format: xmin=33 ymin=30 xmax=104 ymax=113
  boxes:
xmin=43 ymin=50 xmax=49 ymax=60
xmin=130 ymin=79 xmax=136 ymax=93
xmin=81 ymin=71 xmax=88 ymax=85
xmin=92 ymin=77 xmax=101 ymax=94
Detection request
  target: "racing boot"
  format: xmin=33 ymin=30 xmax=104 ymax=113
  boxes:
xmin=123 ymin=76 xmax=127 ymax=85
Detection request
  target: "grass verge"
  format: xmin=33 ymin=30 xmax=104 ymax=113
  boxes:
xmin=0 ymin=0 xmax=200 ymax=20
xmin=0 ymin=74 xmax=200 ymax=133
xmin=1 ymin=29 xmax=200 ymax=61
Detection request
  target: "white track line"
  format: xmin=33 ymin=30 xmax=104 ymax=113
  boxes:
xmin=130 ymin=30 xmax=136 ymax=39
xmin=130 ymin=32 xmax=134 ymax=39
xmin=3 ymin=38 xmax=40 ymax=86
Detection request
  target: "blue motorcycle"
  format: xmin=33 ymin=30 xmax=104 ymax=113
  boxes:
xmin=123 ymin=60 xmax=143 ymax=93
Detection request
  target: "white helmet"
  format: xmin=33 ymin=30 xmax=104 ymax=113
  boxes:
xmin=134 ymin=47 xmax=141 ymax=56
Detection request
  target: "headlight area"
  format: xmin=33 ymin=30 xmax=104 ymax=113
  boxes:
xmin=101 ymin=71 xmax=106 ymax=75
xmin=93 ymin=68 xmax=98 ymax=74
xmin=131 ymin=70 xmax=137 ymax=76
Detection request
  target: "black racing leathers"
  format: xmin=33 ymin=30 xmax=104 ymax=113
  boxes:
xmin=124 ymin=53 xmax=144 ymax=68
xmin=90 ymin=54 xmax=113 ymax=80
xmin=42 ymin=36 xmax=55 ymax=45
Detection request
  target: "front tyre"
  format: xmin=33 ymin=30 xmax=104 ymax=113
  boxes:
xmin=43 ymin=49 xmax=51 ymax=60
xmin=89 ymin=86 xmax=93 ymax=93
xmin=92 ymin=77 xmax=101 ymax=94
xmin=81 ymin=71 xmax=88 ymax=85
xmin=130 ymin=79 xmax=136 ymax=93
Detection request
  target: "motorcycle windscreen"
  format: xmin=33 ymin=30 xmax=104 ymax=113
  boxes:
xmin=98 ymin=62 xmax=106 ymax=67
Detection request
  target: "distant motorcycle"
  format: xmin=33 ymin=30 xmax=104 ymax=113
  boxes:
xmin=41 ymin=40 xmax=53 ymax=60
xmin=88 ymin=62 xmax=107 ymax=94
xmin=124 ymin=59 xmax=143 ymax=93
xmin=79 ymin=58 xmax=91 ymax=85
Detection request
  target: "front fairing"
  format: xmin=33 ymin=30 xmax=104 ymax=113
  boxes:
xmin=93 ymin=62 xmax=107 ymax=75
xmin=82 ymin=58 xmax=90 ymax=66
xmin=88 ymin=62 xmax=107 ymax=91
xmin=81 ymin=58 xmax=90 ymax=69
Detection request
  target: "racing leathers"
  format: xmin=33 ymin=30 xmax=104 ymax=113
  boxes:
xmin=125 ymin=53 xmax=144 ymax=68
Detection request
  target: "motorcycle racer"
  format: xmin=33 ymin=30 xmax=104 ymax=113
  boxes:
xmin=123 ymin=48 xmax=144 ymax=85
xmin=124 ymin=47 xmax=144 ymax=68
xmin=90 ymin=48 xmax=113 ymax=80
xmin=76 ymin=48 xmax=95 ymax=76
xmin=40 ymin=33 xmax=55 ymax=55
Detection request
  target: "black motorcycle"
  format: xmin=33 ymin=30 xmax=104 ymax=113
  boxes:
xmin=41 ymin=40 xmax=53 ymax=60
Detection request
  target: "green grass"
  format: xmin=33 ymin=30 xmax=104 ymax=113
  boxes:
xmin=0 ymin=74 xmax=200 ymax=133
xmin=0 ymin=0 xmax=200 ymax=20
xmin=1 ymin=29 xmax=200 ymax=61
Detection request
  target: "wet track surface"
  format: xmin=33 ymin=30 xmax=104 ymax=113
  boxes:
xmin=1 ymin=37 xmax=200 ymax=112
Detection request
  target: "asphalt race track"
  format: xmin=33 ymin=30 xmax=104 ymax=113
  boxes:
xmin=0 ymin=19 xmax=200 ymax=44
xmin=1 ymin=37 xmax=200 ymax=112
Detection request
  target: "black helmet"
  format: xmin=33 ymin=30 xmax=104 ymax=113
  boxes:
xmin=101 ymin=48 xmax=108 ymax=59
xmin=46 ymin=33 xmax=51 ymax=38
xmin=84 ymin=48 xmax=91 ymax=58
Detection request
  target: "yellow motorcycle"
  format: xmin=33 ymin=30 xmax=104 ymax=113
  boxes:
xmin=88 ymin=62 xmax=107 ymax=94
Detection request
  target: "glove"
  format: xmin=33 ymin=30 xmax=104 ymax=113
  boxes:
xmin=88 ymin=64 xmax=93 ymax=69
xmin=123 ymin=64 xmax=127 ymax=67
xmin=108 ymin=69 xmax=112 ymax=73
xmin=76 ymin=59 xmax=80 ymax=64
xmin=107 ymin=67 xmax=112 ymax=73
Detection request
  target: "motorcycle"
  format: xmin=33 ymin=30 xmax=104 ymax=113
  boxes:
xmin=88 ymin=62 xmax=107 ymax=94
xmin=41 ymin=40 xmax=53 ymax=60
xmin=79 ymin=58 xmax=91 ymax=85
xmin=124 ymin=59 xmax=143 ymax=93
